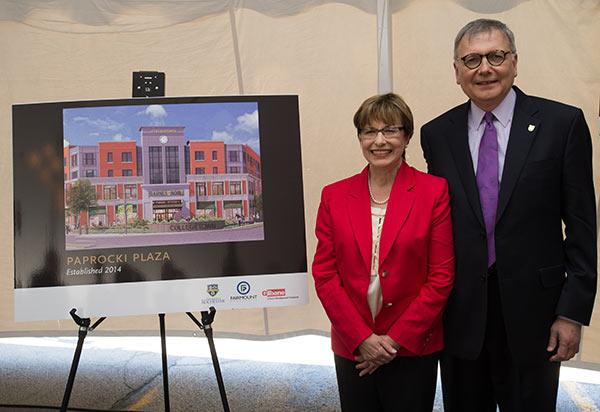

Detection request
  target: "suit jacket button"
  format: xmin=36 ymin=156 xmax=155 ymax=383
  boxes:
xmin=381 ymin=270 xmax=388 ymax=278
xmin=480 ymin=232 xmax=486 ymax=240
xmin=481 ymin=273 xmax=486 ymax=280
xmin=385 ymin=302 xmax=393 ymax=308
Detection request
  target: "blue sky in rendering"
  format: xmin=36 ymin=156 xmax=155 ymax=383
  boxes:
xmin=63 ymin=101 xmax=260 ymax=153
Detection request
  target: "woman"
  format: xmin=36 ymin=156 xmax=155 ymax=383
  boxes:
xmin=313 ymin=93 xmax=455 ymax=411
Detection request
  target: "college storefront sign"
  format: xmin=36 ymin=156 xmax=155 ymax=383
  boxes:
xmin=152 ymin=220 xmax=226 ymax=233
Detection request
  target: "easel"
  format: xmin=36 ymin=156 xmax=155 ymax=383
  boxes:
xmin=60 ymin=307 xmax=230 ymax=412
xmin=61 ymin=73 xmax=231 ymax=411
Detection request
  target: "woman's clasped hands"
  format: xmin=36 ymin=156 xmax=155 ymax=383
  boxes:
xmin=355 ymin=334 xmax=401 ymax=376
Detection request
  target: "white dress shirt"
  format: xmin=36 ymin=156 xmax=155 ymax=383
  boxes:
xmin=467 ymin=88 xmax=517 ymax=182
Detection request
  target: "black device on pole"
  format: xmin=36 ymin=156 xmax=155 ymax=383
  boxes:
xmin=131 ymin=78 xmax=170 ymax=410
xmin=187 ymin=307 xmax=231 ymax=412
xmin=60 ymin=309 xmax=106 ymax=412
xmin=135 ymin=77 xmax=177 ymax=410
xmin=132 ymin=71 xmax=165 ymax=97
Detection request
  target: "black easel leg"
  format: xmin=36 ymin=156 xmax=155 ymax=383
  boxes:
xmin=60 ymin=325 xmax=88 ymax=412
xmin=61 ymin=309 xmax=105 ymax=412
xmin=159 ymin=313 xmax=171 ymax=412
xmin=186 ymin=308 xmax=230 ymax=412
xmin=204 ymin=325 xmax=230 ymax=412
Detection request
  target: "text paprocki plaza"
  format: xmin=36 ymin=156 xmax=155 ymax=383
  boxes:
xmin=66 ymin=251 xmax=171 ymax=266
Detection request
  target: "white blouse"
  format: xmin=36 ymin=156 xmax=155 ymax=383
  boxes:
xmin=367 ymin=206 xmax=386 ymax=320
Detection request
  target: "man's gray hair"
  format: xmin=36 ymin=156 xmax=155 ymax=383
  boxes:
xmin=454 ymin=19 xmax=517 ymax=60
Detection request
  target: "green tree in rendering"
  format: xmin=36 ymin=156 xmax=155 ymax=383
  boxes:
xmin=66 ymin=179 xmax=97 ymax=233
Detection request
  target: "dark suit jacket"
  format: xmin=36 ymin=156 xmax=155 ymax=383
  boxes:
xmin=420 ymin=86 xmax=597 ymax=365
xmin=312 ymin=162 xmax=455 ymax=360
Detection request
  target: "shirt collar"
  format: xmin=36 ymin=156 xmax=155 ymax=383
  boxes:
xmin=469 ymin=87 xmax=517 ymax=129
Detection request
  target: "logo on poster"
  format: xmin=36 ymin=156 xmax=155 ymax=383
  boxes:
xmin=207 ymin=284 xmax=219 ymax=296
xmin=202 ymin=283 xmax=225 ymax=304
xmin=231 ymin=281 xmax=257 ymax=301
xmin=262 ymin=288 xmax=286 ymax=298
xmin=237 ymin=281 xmax=251 ymax=295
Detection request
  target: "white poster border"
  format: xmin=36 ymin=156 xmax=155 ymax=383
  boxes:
xmin=14 ymin=272 xmax=308 ymax=322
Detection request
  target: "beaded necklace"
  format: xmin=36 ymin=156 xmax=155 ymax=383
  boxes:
xmin=368 ymin=172 xmax=390 ymax=205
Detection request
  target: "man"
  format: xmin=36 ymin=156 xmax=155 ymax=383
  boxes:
xmin=420 ymin=19 xmax=597 ymax=411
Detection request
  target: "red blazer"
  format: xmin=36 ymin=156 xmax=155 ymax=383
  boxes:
xmin=313 ymin=162 xmax=455 ymax=360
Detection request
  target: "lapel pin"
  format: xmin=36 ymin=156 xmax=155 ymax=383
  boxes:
xmin=528 ymin=124 xmax=535 ymax=132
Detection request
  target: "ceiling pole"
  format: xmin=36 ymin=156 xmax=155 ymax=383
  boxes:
xmin=229 ymin=6 xmax=245 ymax=95
xmin=377 ymin=0 xmax=392 ymax=94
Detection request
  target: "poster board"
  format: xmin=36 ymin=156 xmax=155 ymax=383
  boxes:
xmin=13 ymin=95 xmax=307 ymax=322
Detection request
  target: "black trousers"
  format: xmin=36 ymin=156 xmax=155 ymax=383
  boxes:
xmin=441 ymin=269 xmax=560 ymax=412
xmin=334 ymin=352 xmax=439 ymax=412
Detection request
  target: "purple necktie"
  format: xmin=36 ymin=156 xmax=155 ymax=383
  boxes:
xmin=476 ymin=112 xmax=498 ymax=267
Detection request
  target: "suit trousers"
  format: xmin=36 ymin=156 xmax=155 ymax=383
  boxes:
xmin=440 ymin=268 xmax=561 ymax=412
xmin=334 ymin=351 xmax=439 ymax=412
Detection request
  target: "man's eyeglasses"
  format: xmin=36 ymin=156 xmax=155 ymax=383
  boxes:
xmin=359 ymin=126 xmax=405 ymax=140
xmin=459 ymin=50 xmax=512 ymax=70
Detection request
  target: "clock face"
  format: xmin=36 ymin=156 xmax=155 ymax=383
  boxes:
xmin=159 ymin=135 xmax=168 ymax=144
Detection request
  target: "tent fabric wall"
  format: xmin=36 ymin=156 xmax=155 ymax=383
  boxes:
xmin=1 ymin=0 xmax=599 ymax=365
